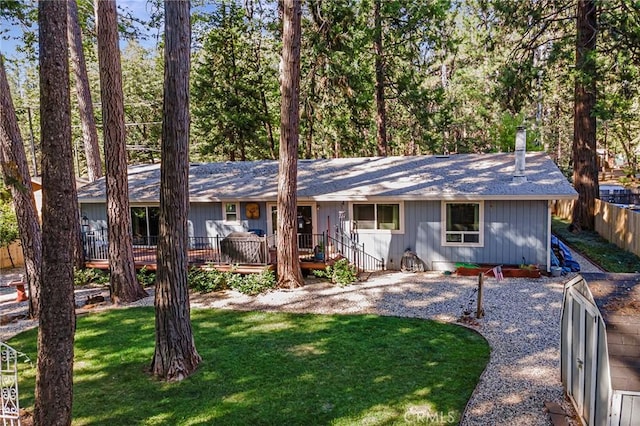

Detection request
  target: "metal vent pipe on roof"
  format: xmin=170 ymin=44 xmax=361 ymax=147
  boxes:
xmin=513 ymin=126 xmax=527 ymax=183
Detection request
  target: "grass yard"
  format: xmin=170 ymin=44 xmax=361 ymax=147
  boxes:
xmin=552 ymin=216 xmax=640 ymax=272
xmin=9 ymin=308 xmax=489 ymax=425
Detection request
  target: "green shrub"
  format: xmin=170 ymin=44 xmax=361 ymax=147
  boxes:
xmin=188 ymin=267 xmax=276 ymax=296
xmin=229 ymin=270 xmax=276 ymax=295
xmin=74 ymin=268 xmax=110 ymax=287
xmin=225 ymin=270 xmax=245 ymax=290
xmin=0 ymin=202 xmax=18 ymax=267
xmin=136 ymin=266 xmax=156 ymax=287
xmin=313 ymin=258 xmax=358 ymax=286
xmin=188 ymin=267 xmax=230 ymax=293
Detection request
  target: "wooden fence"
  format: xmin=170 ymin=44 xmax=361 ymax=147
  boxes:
xmin=0 ymin=241 xmax=24 ymax=269
xmin=553 ymin=199 xmax=640 ymax=258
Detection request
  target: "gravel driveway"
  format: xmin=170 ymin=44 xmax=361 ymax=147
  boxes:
xmin=2 ymin=265 xmax=595 ymax=425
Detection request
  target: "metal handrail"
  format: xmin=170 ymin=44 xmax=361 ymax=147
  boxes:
xmin=327 ymin=233 xmax=384 ymax=272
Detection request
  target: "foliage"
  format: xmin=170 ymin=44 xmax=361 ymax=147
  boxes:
xmin=120 ymin=41 xmax=164 ymax=165
xmin=0 ymin=179 xmax=11 ymax=202
xmin=313 ymin=258 xmax=358 ymax=286
xmin=73 ymin=268 xmax=109 ymax=287
xmin=9 ymin=308 xmax=489 ymax=425
xmin=552 ymin=217 xmax=640 ymax=273
xmin=191 ymin=1 xmax=278 ymax=161
xmin=188 ymin=267 xmax=276 ymax=295
xmin=229 ymin=269 xmax=276 ymax=295
xmin=0 ymin=201 xmax=19 ymax=249
xmin=490 ymin=112 xmax=541 ymax=153
xmin=187 ymin=267 xmax=230 ymax=293
xmin=136 ymin=266 xmax=156 ymax=287
xmin=518 ymin=263 xmax=539 ymax=271
xmin=0 ymin=1 xmax=38 ymax=60
xmin=299 ymin=0 xmax=452 ymax=157
xmin=6 ymin=0 xmax=640 ymax=175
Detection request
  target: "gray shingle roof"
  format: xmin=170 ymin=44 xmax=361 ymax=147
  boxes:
xmin=77 ymin=152 xmax=578 ymax=202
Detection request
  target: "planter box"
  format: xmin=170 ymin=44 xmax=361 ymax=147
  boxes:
xmin=455 ymin=265 xmax=541 ymax=278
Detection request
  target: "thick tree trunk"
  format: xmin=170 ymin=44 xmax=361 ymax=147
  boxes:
xmin=572 ymin=0 xmax=598 ymax=231
xmin=68 ymin=0 xmax=103 ymax=182
xmin=277 ymin=0 xmax=304 ymax=289
xmin=34 ymin=1 xmax=76 ymax=424
xmin=66 ymin=0 xmax=92 ymax=272
xmin=96 ymin=0 xmax=147 ymax=303
xmin=374 ymin=0 xmax=387 ymax=157
xmin=151 ymin=0 xmax=201 ymax=381
xmin=0 ymin=55 xmax=42 ymax=319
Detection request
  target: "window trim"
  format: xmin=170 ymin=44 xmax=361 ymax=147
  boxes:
xmin=130 ymin=205 xmax=160 ymax=246
xmin=351 ymin=202 xmax=404 ymax=234
xmin=441 ymin=201 xmax=484 ymax=247
xmin=223 ymin=202 xmax=241 ymax=223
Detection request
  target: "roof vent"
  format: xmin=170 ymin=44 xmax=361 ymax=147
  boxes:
xmin=513 ymin=126 xmax=527 ymax=183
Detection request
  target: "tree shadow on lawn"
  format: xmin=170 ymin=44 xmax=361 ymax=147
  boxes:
xmin=9 ymin=307 xmax=489 ymax=425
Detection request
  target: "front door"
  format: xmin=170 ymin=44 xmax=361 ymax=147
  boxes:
xmin=268 ymin=204 xmax=315 ymax=248
xmin=296 ymin=206 xmax=313 ymax=249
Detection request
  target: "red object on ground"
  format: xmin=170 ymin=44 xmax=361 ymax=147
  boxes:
xmin=456 ymin=265 xmax=541 ymax=278
xmin=9 ymin=280 xmax=29 ymax=302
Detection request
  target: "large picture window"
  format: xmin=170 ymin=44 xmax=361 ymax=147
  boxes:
xmin=131 ymin=206 xmax=160 ymax=245
xmin=353 ymin=203 xmax=402 ymax=232
xmin=442 ymin=202 xmax=483 ymax=246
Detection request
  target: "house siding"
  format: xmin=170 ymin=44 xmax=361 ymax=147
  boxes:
xmin=80 ymin=204 xmax=108 ymax=232
xmin=316 ymin=202 xmax=345 ymax=236
xmin=80 ymin=201 xmax=271 ymax=238
xmin=347 ymin=200 xmax=548 ymax=270
xmin=81 ymin=198 xmax=549 ymax=270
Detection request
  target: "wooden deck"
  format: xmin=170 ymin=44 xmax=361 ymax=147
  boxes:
xmin=85 ymin=246 xmax=330 ymax=275
xmin=85 ymin=259 xmax=275 ymax=275
xmin=299 ymin=261 xmax=329 ymax=271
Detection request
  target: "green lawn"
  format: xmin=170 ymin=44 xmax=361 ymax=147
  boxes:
xmin=9 ymin=308 xmax=489 ymax=425
xmin=552 ymin=216 xmax=640 ymax=272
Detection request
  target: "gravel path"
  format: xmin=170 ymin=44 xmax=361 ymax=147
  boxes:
xmin=2 ymin=268 xmax=586 ymax=425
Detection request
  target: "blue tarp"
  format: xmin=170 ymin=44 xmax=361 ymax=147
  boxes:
xmin=551 ymin=235 xmax=580 ymax=273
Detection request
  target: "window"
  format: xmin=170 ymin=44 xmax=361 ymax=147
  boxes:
xmin=353 ymin=203 xmax=401 ymax=232
xmin=224 ymin=202 xmax=239 ymax=222
xmin=131 ymin=206 xmax=160 ymax=245
xmin=442 ymin=202 xmax=483 ymax=246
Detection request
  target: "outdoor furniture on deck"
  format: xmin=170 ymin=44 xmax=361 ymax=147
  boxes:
xmin=220 ymin=232 xmax=267 ymax=264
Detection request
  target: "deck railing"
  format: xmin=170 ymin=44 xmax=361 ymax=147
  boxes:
xmin=82 ymin=230 xmax=384 ymax=271
xmin=82 ymin=231 xmax=273 ymax=265
xmin=327 ymin=232 xmax=385 ymax=272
